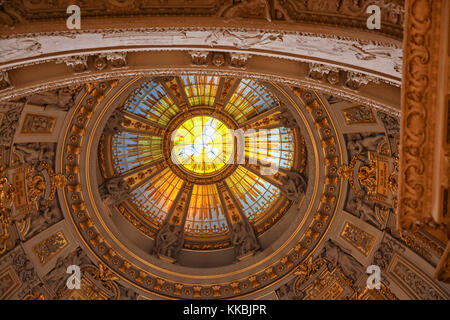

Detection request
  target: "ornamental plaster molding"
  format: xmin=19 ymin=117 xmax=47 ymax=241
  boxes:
xmin=0 ymin=68 xmax=401 ymax=118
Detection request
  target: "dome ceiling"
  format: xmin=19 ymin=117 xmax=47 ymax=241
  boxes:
xmin=105 ymin=76 xmax=300 ymax=248
xmin=93 ymin=76 xmax=312 ymax=275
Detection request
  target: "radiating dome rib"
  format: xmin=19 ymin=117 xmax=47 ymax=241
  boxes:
xmin=112 ymin=132 xmax=163 ymax=173
xmin=225 ymin=166 xmax=281 ymax=222
xmin=123 ymin=79 xmax=180 ymax=126
xmin=224 ymin=79 xmax=279 ymax=124
xmin=180 ymin=75 xmax=220 ymax=107
xmin=245 ymin=127 xmax=295 ymax=170
xmin=184 ymin=184 xmax=229 ymax=236
xmin=130 ymin=167 xmax=183 ymax=225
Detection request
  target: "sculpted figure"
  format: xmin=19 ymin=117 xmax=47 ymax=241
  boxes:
xmin=320 ymin=239 xmax=363 ymax=283
xmin=231 ymin=220 xmax=260 ymax=257
xmin=275 ymin=107 xmax=297 ymax=128
xmin=279 ymin=171 xmax=306 ymax=201
xmin=153 ymin=223 xmax=184 ymax=259
xmin=347 ymin=196 xmax=380 ymax=228
xmin=100 ymin=177 xmax=130 ymax=205
xmin=205 ymin=29 xmax=283 ymax=49
xmin=104 ymin=109 xmax=126 ymax=135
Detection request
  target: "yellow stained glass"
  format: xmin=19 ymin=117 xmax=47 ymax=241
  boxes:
xmin=172 ymin=116 xmax=234 ymax=175
xmin=185 ymin=184 xmax=228 ymax=236
xmin=180 ymin=75 xmax=220 ymax=107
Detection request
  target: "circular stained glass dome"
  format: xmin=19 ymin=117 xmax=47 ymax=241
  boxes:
xmin=172 ymin=116 xmax=234 ymax=176
xmin=104 ymin=75 xmax=305 ymax=251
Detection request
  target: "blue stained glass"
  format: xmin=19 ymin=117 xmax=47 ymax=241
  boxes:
xmin=112 ymin=131 xmax=163 ymax=174
xmin=225 ymin=79 xmax=279 ymax=124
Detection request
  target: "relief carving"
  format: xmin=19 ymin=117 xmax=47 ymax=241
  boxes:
xmin=346 ymin=196 xmax=381 ymax=229
xmin=307 ymin=63 xmax=340 ymax=85
xmin=345 ymin=72 xmax=379 ymax=90
xmin=0 ymin=102 xmax=24 ymax=147
xmin=26 ymin=86 xmax=82 ymax=111
xmin=279 ymin=171 xmax=306 ymax=202
xmin=58 ymin=56 xmax=88 ymax=73
xmin=346 ymin=133 xmax=385 ymax=158
xmin=340 ymin=221 xmax=376 ymax=256
xmin=43 ymin=247 xmax=91 ymax=294
xmin=24 ymin=199 xmax=62 ymax=241
xmin=153 ymin=223 xmax=184 ymax=261
xmin=21 ymin=114 xmax=56 ymax=134
xmin=372 ymin=235 xmax=404 ymax=272
xmin=0 ymin=71 xmax=12 ymax=89
xmin=229 ymin=52 xmax=251 ymax=69
xmin=99 ymin=176 xmax=130 ymax=205
xmin=10 ymin=246 xmax=40 ymax=298
xmin=189 ymin=51 xmax=209 ymax=66
xmin=397 ymin=0 xmax=440 ymax=230
xmin=103 ymin=109 xmax=126 ymax=135
xmin=275 ymin=106 xmax=297 ymax=128
xmin=342 ymin=105 xmax=376 ymax=125
xmin=391 ymin=259 xmax=447 ymax=300
xmin=32 ymin=231 xmax=68 ymax=265
xmin=13 ymin=143 xmax=56 ymax=167
xmin=204 ymin=29 xmax=284 ymax=49
xmin=220 ymin=0 xmax=273 ymax=22
xmin=377 ymin=111 xmax=400 ymax=156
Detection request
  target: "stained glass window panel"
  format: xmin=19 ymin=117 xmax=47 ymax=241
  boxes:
xmin=224 ymin=79 xmax=278 ymax=124
xmin=245 ymin=127 xmax=295 ymax=170
xmin=225 ymin=166 xmax=280 ymax=221
xmin=123 ymin=80 xmax=180 ymax=126
xmin=112 ymin=132 xmax=163 ymax=174
xmin=185 ymin=184 xmax=228 ymax=236
xmin=130 ymin=168 xmax=183 ymax=225
xmin=180 ymin=75 xmax=220 ymax=107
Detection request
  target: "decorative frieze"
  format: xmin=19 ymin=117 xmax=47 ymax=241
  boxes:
xmin=187 ymin=51 xmax=252 ymax=69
